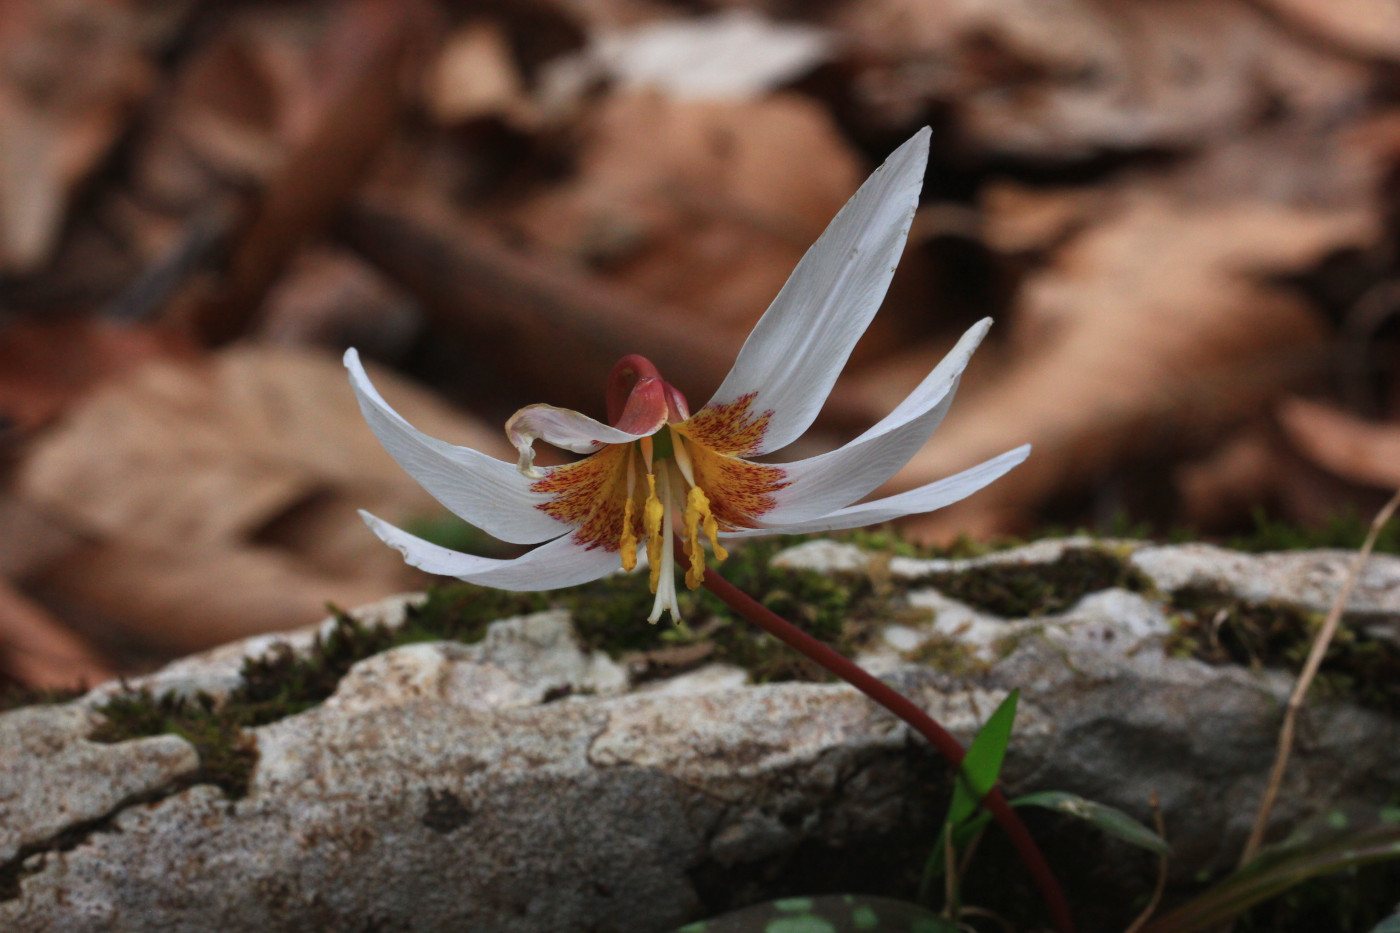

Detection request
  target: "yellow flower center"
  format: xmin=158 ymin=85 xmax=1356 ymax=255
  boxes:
xmin=683 ymin=485 xmax=728 ymax=589
xmin=614 ymin=427 xmax=733 ymax=622
xmin=643 ymin=471 xmax=665 ymax=593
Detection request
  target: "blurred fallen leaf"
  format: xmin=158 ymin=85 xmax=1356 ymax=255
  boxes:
xmin=14 ymin=345 xmax=506 ymax=661
xmin=537 ymin=9 xmax=831 ymax=112
xmin=25 ymin=544 xmax=394 ymax=662
xmin=834 ymin=0 xmax=1367 ymax=155
xmin=0 ymin=318 xmax=192 ymax=432
xmin=1256 ymin=0 xmax=1400 ymax=61
xmin=1280 ymin=397 xmax=1400 ymax=490
xmin=426 ymin=19 xmax=535 ymax=126
xmin=896 ymin=190 xmax=1374 ymax=541
xmin=0 ymin=576 xmax=113 ymax=689
xmin=0 ymin=0 xmax=162 ymax=272
xmin=499 ymin=91 xmax=864 ymax=334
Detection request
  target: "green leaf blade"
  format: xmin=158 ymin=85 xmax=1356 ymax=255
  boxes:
xmin=1008 ymin=790 xmax=1170 ymax=856
xmin=946 ymin=689 xmax=1019 ymax=828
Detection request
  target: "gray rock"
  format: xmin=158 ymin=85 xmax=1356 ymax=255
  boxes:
xmin=1131 ymin=543 xmax=1400 ymax=643
xmin=0 ymin=706 xmax=198 ymax=864
xmin=3 ymin=538 xmax=1399 ymax=932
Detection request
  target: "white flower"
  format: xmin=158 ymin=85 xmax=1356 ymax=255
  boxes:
xmin=346 ymin=128 xmax=1029 ymax=621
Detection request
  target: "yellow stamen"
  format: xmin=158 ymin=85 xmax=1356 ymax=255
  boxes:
xmin=619 ymin=497 xmax=638 ymax=571
xmin=643 ymin=472 xmax=664 ymax=593
xmin=682 ymin=485 xmax=728 ymax=589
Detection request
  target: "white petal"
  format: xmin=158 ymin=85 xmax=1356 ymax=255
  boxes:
xmin=701 ymin=128 xmax=930 ymax=455
xmin=758 ymin=319 xmax=989 ymax=523
xmin=346 ymin=349 xmax=568 ymax=545
xmin=360 ymin=511 xmax=621 ymax=590
xmin=505 ymin=404 xmax=660 ymax=476
xmin=721 ymin=445 xmax=1030 ymax=537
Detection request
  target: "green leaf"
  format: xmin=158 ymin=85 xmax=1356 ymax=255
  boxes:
xmin=1140 ymin=824 xmax=1400 ymax=933
xmin=1008 ymin=790 xmax=1170 ymax=856
xmin=946 ymin=689 xmax=1019 ymax=829
xmin=918 ymin=690 xmax=1019 ymax=899
xmin=670 ymin=895 xmax=954 ymax=932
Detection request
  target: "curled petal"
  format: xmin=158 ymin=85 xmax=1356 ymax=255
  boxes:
xmin=506 ymin=404 xmax=662 ymax=478
xmin=758 ymin=319 xmax=989 ymax=524
xmin=345 ymin=349 xmax=568 ymax=545
xmin=359 ymin=511 xmax=622 ymax=590
xmin=720 ymin=445 xmax=1031 ymax=538
xmin=699 ymin=127 xmax=930 ymax=456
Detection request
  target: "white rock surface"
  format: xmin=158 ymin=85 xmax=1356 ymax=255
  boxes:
xmin=3 ymin=539 xmax=1399 ymax=932
xmin=0 ymin=706 xmax=198 ymax=864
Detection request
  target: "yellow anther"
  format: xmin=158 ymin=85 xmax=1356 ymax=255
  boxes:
xmin=643 ymin=473 xmax=664 ymax=593
xmin=619 ymin=498 xmax=638 ymax=571
xmin=682 ymin=485 xmax=727 ymax=589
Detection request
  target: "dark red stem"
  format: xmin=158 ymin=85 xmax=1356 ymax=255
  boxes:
xmin=701 ymin=567 xmax=1075 ymax=933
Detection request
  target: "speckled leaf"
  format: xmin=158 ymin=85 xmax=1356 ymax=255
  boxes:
xmin=1369 ymin=907 xmax=1400 ymax=933
xmin=672 ymin=894 xmax=956 ymax=932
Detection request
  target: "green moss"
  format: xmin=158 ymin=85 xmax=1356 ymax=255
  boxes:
xmin=1166 ymin=582 xmax=1400 ymax=715
xmin=910 ymin=547 xmax=1153 ymax=618
xmin=78 ymin=536 xmax=1193 ymax=796
xmin=692 ymin=538 xmax=880 ymax=683
xmin=0 ymin=683 xmax=85 ymax=715
xmin=90 ymin=690 xmax=257 ymax=798
xmin=843 ymin=527 xmax=1007 ymax=560
xmin=395 ymin=586 xmax=546 ymax=647
xmin=1229 ymin=507 xmax=1400 ymax=556
xmin=83 ymin=536 xmax=884 ymax=795
xmin=902 ymin=633 xmax=989 ymax=677
xmin=87 ymin=589 xmax=540 ymax=797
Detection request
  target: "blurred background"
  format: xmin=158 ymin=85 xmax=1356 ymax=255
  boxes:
xmin=1 ymin=0 xmax=1398 ymax=691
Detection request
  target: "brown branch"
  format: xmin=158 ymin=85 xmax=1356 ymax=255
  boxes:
xmin=340 ymin=195 xmax=743 ymax=407
xmin=191 ymin=0 xmax=425 ymax=346
xmin=1123 ymin=792 xmax=1169 ymax=933
xmin=1239 ymin=487 xmax=1400 ymax=866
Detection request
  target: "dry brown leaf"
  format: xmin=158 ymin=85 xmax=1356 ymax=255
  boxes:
xmin=834 ymin=0 xmax=1368 ymax=155
xmin=1174 ymin=428 xmax=1284 ymax=530
xmin=343 ymin=192 xmax=743 ymax=411
xmin=426 ymin=20 xmax=535 ymax=126
xmin=895 ymin=191 xmax=1373 ymax=541
xmin=537 ymin=10 xmax=832 ymax=111
xmin=1256 ymin=0 xmax=1400 ymax=61
xmin=1279 ymin=397 xmax=1400 ymax=490
xmin=0 ymin=318 xmax=191 ymax=432
xmin=0 ymin=496 xmax=79 ymax=580
xmin=0 ymin=575 xmax=112 ymax=689
xmin=18 ymin=345 xmax=507 ymax=550
xmin=14 ymin=345 xmax=508 ymax=657
xmin=498 ymin=92 xmax=863 ymax=334
xmin=0 ymin=0 xmax=160 ymax=272
xmin=26 ymin=543 xmax=397 ymax=659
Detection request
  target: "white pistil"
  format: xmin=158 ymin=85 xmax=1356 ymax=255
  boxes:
xmin=647 ymin=468 xmax=682 ymax=623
